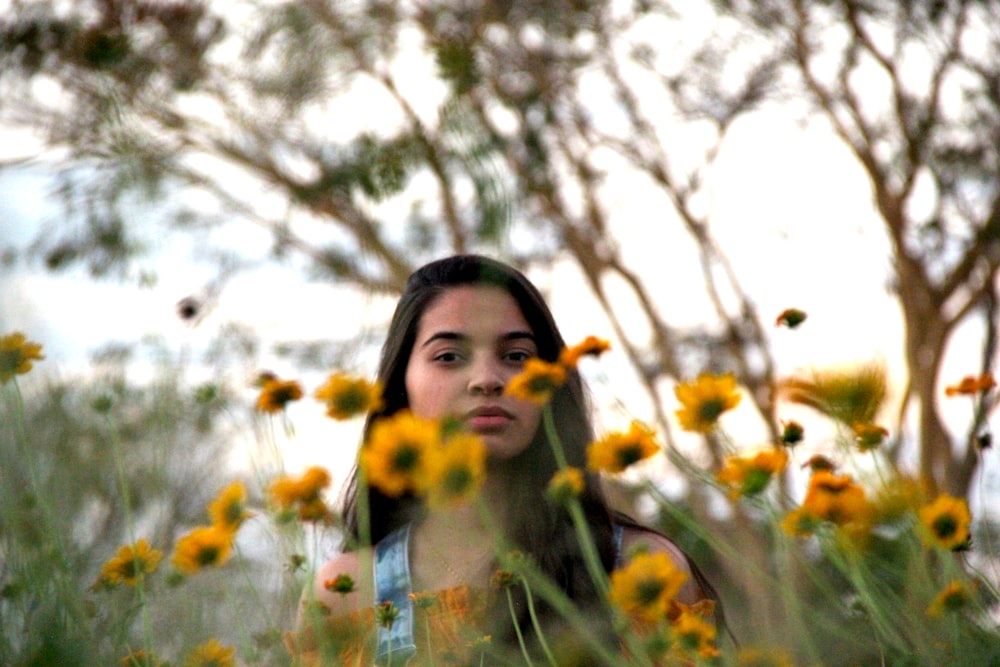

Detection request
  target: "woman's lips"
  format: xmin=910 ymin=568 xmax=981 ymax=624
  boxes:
xmin=465 ymin=406 xmax=513 ymax=430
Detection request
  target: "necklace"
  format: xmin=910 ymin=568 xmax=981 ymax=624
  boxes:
xmin=420 ymin=531 xmax=492 ymax=587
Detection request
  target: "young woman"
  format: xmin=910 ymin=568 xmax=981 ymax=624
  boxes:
xmin=288 ymin=255 xmax=721 ymax=666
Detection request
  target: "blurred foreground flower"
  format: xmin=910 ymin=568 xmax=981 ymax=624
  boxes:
xmin=270 ymin=466 xmax=333 ymax=523
xmin=325 ymin=573 xmax=356 ymax=595
xmin=559 ymin=336 xmax=611 ymax=367
xmin=919 ymin=493 xmax=972 ymax=551
xmin=609 ymin=551 xmax=688 ymax=623
xmin=587 ymin=421 xmax=659 ymax=473
xmin=182 ymin=638 xmax=236 ymax=667
xmin=93 ymin=538 xmax=163 ymax=589
xmin=547 ymin=466 xmax=585 ymax=504
xmin=171 ymin=525 xmax=234 ymax=575
xmin=716 ymin=448 xmax=788 ymax=499
xmin=782 ymin=471 xmax=869 ymax=537
xmin=376 ymin=600 xmax=401 ymax=629
xmin=207 ymin=480 xmax=254 ymax=532
xmin=926 ymin=580 xmax=974 ymax=617
xmin=505 ymin=358 xmax=566 ymax=404
xmin=944 ymin=372 xmax=996 ymax=397
xmin=315 ymin=373 xmax=383 ymax=419
xmin=674 ymin=373 xmax=741 ymax=433
xmin=425 ymin=431 xmax=486 ymax=508
xmin=671 ymin=605 xmax=720 ymax=659
xmin=362 ymin=411 xmax=440 ymax=496
xmin=0 ymin=332 xmax=44 ymax=383
xmin=778 ymin=361 xmax=886 ymax=426
xmin=255 ymin=375 xmax=303 ymax=413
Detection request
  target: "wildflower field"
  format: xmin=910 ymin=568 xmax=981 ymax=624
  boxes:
xmin=2 ymin=329 xmax=999 ymax=666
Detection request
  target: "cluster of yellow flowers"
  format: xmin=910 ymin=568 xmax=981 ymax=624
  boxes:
xmin=270 ymin=465 xmax=334 ymax=522
xmin=93 ymin=482 xmax=252 ymax=666
xmin=608 ymin=552 xmax=721 ymax=661
xmin=254 ymin=370 xmax=383 ymax=418
xmin=120 ymin=638 xmax=235 ymax=667
xmin=15 ymin=318 xmax=991 ymax=664
xmin=361 ymin=411 xmax=488 ymax=508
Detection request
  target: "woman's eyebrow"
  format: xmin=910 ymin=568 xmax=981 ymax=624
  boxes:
xmin=419 ymin=331 xmax=536 ymax=348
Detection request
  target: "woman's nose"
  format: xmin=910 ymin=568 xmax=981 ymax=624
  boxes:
xmin=468 ymin=358 xmax=504 ymax=395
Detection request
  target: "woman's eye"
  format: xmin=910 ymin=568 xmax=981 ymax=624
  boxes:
xmin=433 ymin=351 xmax=461 ymax=363
xmin=505 ymin=350 xmax=532 ymax=363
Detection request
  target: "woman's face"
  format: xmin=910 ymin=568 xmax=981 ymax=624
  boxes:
xmin=405 ymin=285 xmax=543 ymax=460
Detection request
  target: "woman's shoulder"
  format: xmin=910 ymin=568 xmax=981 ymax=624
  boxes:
xmin=302 ymin=549 xmax=376 ymax=621
xmin=616 ymin=523 xmax=702 ymax=605
xmin=618 ymin=524 xmax=690 ymax=568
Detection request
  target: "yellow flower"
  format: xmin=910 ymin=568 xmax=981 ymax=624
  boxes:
xmin=586 ymin=421 xmax=659 ymax=474
xmin=944 ymin=372 xmax=996 ymax=397
xmin=926 ymin=580 xmax=974 ymax=617
xmin=171 ymin=525 xmax=234 ymax=575
xmin=918 ymin=493 xmax=972 ymax=551
xmin=608 ymin=552 xmax=688 ymax=623
xmin=547 ymin=467 xmax=585 ymax=504
xmin=426 ymin=432 xmax=487 ymax=508
xmin=671 ymin=606 xmax=719 ymax=658
xmin=674 ymin=373 xmax=741 ymax=433
xmin=801 ymin=470 xmax=868 ymax=526
xmin=559 ymin=336 xmax=611 ymax=367
xmin=780 ymin=506 xmax=819 ymax=538
xmin=777 ymin=361 xmax=886 ymax=426
xmin=716 ymin=448 xmax=788 ymax=499
xmin=255 ymin=377 xmax=303 ymax=413
xmin=270 ymin=466 xmax=331 ymax=507
xmin=852 ymin=422 xmax=888 ymax=451
xmin=315 ymin=373 xmax=383 ymax=420
xmin=0 ymin=332 xmax=44 ymax=384
xmin=504 ymin=358 xmax=566 ymax=405
xmin=207 ymin=481 xmax=253 ymax=532
xmin=182 ymin=638 xmax=236 ymax=667
xmin=94 ymin=539 xmax=163 ymax=589
xmin=362 ymin=411 xmax=441 ymax=496
xmin=800 ymin=470 xmax=869 ymax=526
xmin=269 ymin=466 xmax=333 ymax=523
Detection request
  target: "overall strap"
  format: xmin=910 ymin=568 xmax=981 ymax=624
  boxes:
xmin=373 ymin=524 xmax=417 ymax=666
xmin=612 ymin=522 xmax=625 ymax=569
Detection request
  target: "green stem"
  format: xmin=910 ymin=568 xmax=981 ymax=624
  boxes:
xmin=521 ymin=580 xmax=558 ymax=667
xmin=506 ymin=587 xmax=537 ymax=667
xmin=542 ymin=408 xmax=607 ymax=593
xmin=475 ymin=500 xmax=621 ymax=667
xmin=423 ymin=612 xmax=436 ymax=667
xmin=103 ymin=411 xmax=154 ymax=654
